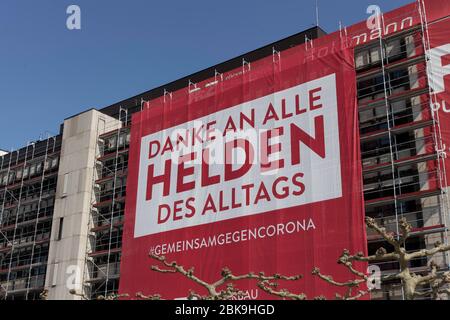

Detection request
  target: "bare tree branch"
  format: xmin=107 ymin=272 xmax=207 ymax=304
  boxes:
xmin=312 ymin=267 xmax=365 ymax=288
xmin=39 ymin=289 xmax=48 ymax=300
xmin=366 ymin=217 xmax=400 ymax=249
xmin=80 ymin=216 xmax=449 ymax=301
xmin=256 ymin=280 xmax=306 ymax=300
xmin=69 ymin=289 xmax=129 ymax=301
xmin=136 ymin=292 xmax=162 ymax=300
xmin=347 ymin=218 xmax=450 ymax=300
xmin=407 ymin=242 xmax=450 ymax=261
xmin=150 ymin=253 xmax=303 ymax=300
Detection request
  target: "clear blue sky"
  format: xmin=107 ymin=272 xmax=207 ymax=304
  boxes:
xmin=0 ymin=0 xmax=412 ymax=149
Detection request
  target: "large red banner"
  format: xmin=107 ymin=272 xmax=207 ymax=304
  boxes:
xmin=119 ymin=40 xmax=367 ymax=300
xmin=427 ymin=17 xmax=450 ymax=184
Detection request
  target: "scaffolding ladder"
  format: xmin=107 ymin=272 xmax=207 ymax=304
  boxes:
xmin=3 ymin=142 xmax=35 ymax=299
xmin=25 ymin=136 xmax=56 ymax=299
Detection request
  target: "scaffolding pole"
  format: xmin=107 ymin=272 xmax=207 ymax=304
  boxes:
xmin=103 ymin=107 xmax=127 ymax=297
xmin=0 ymin=150 xmax=16 ymax=227
xmin=25 ymin=136 xmax=55 ymax=299
xmin=82 ymin=109 xmax=127 ymax=299
xmin=4 ymin=142 xmax=35 ymax=299
xmin=378 ymin=12 xmax=405 ymax=300
xmin=81 ymin=115 xmax=107 ymax=299
xmin=0 ymin=151 xmax=16 ymax=249
xmin=0 ymin=150 xmax=15 ymax=298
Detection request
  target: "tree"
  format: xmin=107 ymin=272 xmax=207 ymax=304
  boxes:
xmin=147 ymin=217 xmax=450 ymax=300
xmin=341 ymin=217 xmax=450 ymax=300
xmin=148 ymin=251 xmax=370 ymax=300
xmin=149 ymin=253 xmax=304 ymax=300
xmin=67 ymin=217 xmax=450 ymax=300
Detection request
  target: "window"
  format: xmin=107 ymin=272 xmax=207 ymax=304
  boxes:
xmin=389 ymin=69 xmax=410 ymax=92
xmin=29 ymin=165 xmax=36 ymax=177
xmin=57 ymin=218 xmax=64 ymax=241
xmin=358 ymin=74 xmax=385 ymax=100
xmin=62 ymin=173 xmax=69 ymax=197
xmin=51 ymin=157 xmax=59 ymax=169
xmin=118 ymin=134 xmax=125 ymax=148
xmin=108 ymin=136 xmax=117 ymax=151
xmin=105 ymin=181 xmax=113 ymax=192
xmin=52 ymin=263 xmax=59 ymax=287
xmin=16 ymin=169 xmax=23 ymax=181
xmin=370 ymin=47 xmax=381 ymax=64
xmin=355 ymin=51 xmax=369 ymax=69
xmin=44 ymin=159 xmax=51 ymax=172
xmin=8 ymin=172 xmax=15 ymax=184
xmin=36 ymin=162 xmax=42 ymax=174
xmin=23 ymin=167 xmax=29 ymax=179
xmin=355 ymin=46 xmax=382 ymax=70
xmin=386 ymin=38 xmax=403 ymax=61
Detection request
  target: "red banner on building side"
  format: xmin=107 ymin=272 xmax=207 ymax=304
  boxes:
xmin=119 ymin=42 xmax=367 ymax=299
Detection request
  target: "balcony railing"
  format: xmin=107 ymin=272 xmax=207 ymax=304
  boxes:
xmin=0 ymin=275 xmax=45 ymax=293
xmin=366 ymin=208 xmax=442 ymax=235
xmin=363 ymin=169 xmax=440 ymax=201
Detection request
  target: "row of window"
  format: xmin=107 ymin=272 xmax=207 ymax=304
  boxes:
xmin=0 ymin=265 xmax=47 ymax=291
xmin=0 ymin=221 xmax=52 ymax=250
xmin=355 ymin=33 xmax=420 ymax=70
xmin=100 ymin=176 xmax=127 ymax=194
xmin=0 ymin=243 xmax=49 ymax=271
xmin=103 ymin=132 xmax=131 ymax=155
xmin=361 ymin=131 xmax=417 ymax=160
xmin=100 ymin=154 xmax=128 ymax=179
xmin=90 ymin=254 xmax=121 ymax=279
xmin=1 ymin=199 xmax=54 ymax=228
xmin=357 ymin=68 xmax=415 ymax=101
xmin=0 ymin=182 xmax=57 ymax=210
xmin=92 ymin=203 xmax=125 ymax=229
xmin=363 ymin=164 xmax=426 ymax=201
xmin=355 ymin=32 xmax=440 ymax=284
xmin=0 ymin=157 xmax=59 ymax=187
xmin=98 ymin=177 xmax=127 ymax=203
xmin=359 ymin=98 xmax=425 ymax=135
xmin=90 ymin=278 xmax=120 ymax=299
xmin=93 ymin=227 xmax=123 ymax=252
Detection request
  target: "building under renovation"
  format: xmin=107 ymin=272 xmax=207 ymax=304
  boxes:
xmin=0 ymin=0 xmax=449 ymax=300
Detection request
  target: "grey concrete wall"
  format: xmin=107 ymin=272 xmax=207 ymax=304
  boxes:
xmin=45 ymin=109 xmax=120 ymax=300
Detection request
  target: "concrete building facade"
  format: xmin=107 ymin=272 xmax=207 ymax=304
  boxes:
xmin=0 ymin=0 xmax=449 ymax=300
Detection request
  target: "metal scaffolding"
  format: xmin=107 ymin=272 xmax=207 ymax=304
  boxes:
xmin=103 ymin=107 xmax=128 ymax=298
xmin=4 ymin=142 xmax=35 ymax=299
xmin=0 ymin=136 xmax=60 ymax=300
xmin=25 ymin=136 xmax=56 ymax=299
xmin=352 ymin=0 xmax=450 ymax=299
xmin=82 ymin=107 xmax=129 ymax=299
